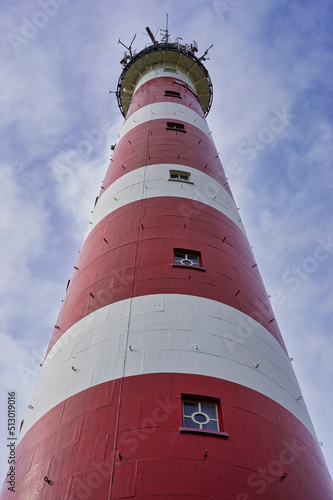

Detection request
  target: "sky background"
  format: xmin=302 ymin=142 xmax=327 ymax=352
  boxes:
xmin=0 ymin=0 xmax=332 ymax=485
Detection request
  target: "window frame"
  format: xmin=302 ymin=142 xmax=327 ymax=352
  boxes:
xmin=173 ymin=79 xmax=186 ymax=87
xmin=188 ymin=85 xmax=198 ymax=97
xmin=180 ymin=395 xmax=229 ymax=439
xmin=172 ymin=249 xmax=206 ymax=271
xmin=168 ymin=170 xmax=193 ymax=184
xmin=166 ymin=121 xmax=186 ymax=133
xmin=174 ymin=251 xmax=199 ymax=267
xmin=164 ymin=90 xmax=182 ymax=99
xmin=183 ymin=401 xmax=219 ymax=430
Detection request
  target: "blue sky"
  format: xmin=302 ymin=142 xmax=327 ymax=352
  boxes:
xmin=0 ymin=0 xmax=332 ymax=483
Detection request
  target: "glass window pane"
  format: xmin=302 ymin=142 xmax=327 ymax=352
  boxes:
xmin=203 ymin=419 xmax=218 ymax=431
xmin=170 ymin=170 xmax=190 ymax=181
xmin=188 ymin=255 xmax=199 ymax=265
xmin=167 ymin=122 xmax=184 ymax=130
xmin=165 ymin=90 xmax=181 ymax=97
xmin=201 ymin=403 xmax=217 ymax=419
xmin=183 ymin=416 xmax=200 ymax=428
xmin=183 ymin=401 xmax=198 ymax=415
xmin=175 ymin=253 xmax=186 ymax=263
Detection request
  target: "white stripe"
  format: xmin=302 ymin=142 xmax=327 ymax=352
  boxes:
xmin=133 ymin=67 xmax=195 ymax=93
xmin=85 ymin=165 xmax=246 ymax=241
xmin=20 ymin=295 xmax=316 ymax=441
xmin=119 ymin=102 xmax=210 ymax=141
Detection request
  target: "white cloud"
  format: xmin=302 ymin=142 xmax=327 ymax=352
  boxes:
xmin=0 ymin=0 xmax=332 ymax=486
xmin=49 ymin=117 xmax=122 ymax=240
xmin=0 ymin=165 xmax=49 ymax=298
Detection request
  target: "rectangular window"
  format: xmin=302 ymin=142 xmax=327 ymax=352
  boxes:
xmin=174 ymin=250 xmax=200 ymax=267
xmin=173 ymin=79 xmax=186 ymax=87
xmin=169 ymin=170 xmax=191 ymax=182
xmin=188 ymin=85 xmax=198 ymax=97
xmin=183 ymin=400 xmax=219 ymax=431
xmin=180 ymin=396 xmax=229 ymax=438
xmin=166 ymin=122 xmax=186 ymax=132
xmin=165 ymin=90 xmax=181 ymax=98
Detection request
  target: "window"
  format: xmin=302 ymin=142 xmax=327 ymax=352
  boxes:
xmin=172 ymin=249 xmax=206 ymax=271
xmin=166 ymin=122 xmax=186 ymax=132
xmin=174 ymin=251 xmax=200 ymax=267
xmin=173 ymin=80 xmax=186 ymax=88
xmin=173 ymin=79 xmax=186 ymax=87
xmin=188 ymin=85 xmax=198 ymax=97
xmin=165 ymin=90 xmax=181 ymax=98
xmin=180 ymin=396 xmax=229 ymax=438
xmin=169 ymin=170 xmax=191 ymax=182
xmin=183 ymin=401 xmax=219 ymax=431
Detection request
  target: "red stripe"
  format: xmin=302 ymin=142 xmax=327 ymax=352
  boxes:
xmin=125 ymin=76 xmax=205 ymax=119
xmin=46 ymin=198 xmax=285 ymax=356
xmin=6 ymin=374 xmax=331 ymax=499
xmin=101 ymin=119 xmax=233 ymax=199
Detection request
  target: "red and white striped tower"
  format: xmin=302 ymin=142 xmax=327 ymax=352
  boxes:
xmin=2 ymin=29 xmax=333 ymax=500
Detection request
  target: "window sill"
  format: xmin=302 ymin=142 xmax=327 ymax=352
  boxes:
xmin=179 ymin=427 xmax=229 ymax=438
xmin=166 ymin=127 xmax=187 ymax=133
xmin=172 ymin=264 xmax=206 ymax=272
xmin=168 ymin=179 xmax=194 ymax=184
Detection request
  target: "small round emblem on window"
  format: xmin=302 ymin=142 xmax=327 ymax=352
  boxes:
xmin=192 ymin=412 xmax=209 ymax=425
xmin=180 ymin=258 xmax=193 ymax=265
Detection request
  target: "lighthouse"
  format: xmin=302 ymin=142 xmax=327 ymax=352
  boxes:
xmin=1 ymin=26 xmax=332 ymax=500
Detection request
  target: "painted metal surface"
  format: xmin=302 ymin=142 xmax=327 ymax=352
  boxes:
xmin=101 ymin=119 xmax=232 ymax=198
xmin=20 ymin=295 xmax=314 ymax=441
xmin=45 ymin=196 xmax=284 ymax=356
xmin=119 ymin=101 xmax=211 ymax=141
xmin=4 ymin=374 xmax=332 ymax=499
xmin=2 ymin=44 xmax=332 ymax=500
xmin=133 ymin=68 xmax=196 ymax=92
xmin=84 ymin=164 xmax=245 ymax=241
xmin=125 ymin=76 xmax=204 ymax=119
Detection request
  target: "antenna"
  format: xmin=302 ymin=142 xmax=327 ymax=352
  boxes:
xmin=199 ymin=43 xmax=214 ymax=61
xmin=175 ymin=37 xmax=183 ymax=50
xmin=160 ymin=13 xmax=170 ymax=43
xmin=145 ymin=26 xmax=158 ymax=45
xmin=118 ymin=33 xmax=137 ymax=58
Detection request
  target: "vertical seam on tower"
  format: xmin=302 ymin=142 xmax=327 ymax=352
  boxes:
xmin=108 ymin=103 xmax=151 ymax=500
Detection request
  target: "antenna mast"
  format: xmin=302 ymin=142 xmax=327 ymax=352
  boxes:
xmin=199 ymin=43 xmax=214 ymax=61
xmin=118 ymin=33 xmax=137 ymax=58
xmin=145 ymin=26 xmax=158 ymax=45
xmin=160 ymin=14 xmax=170 ymax=43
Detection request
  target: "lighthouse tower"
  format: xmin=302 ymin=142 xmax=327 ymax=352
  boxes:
xmin=2 ymin=27 xmax=332 ymax=500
